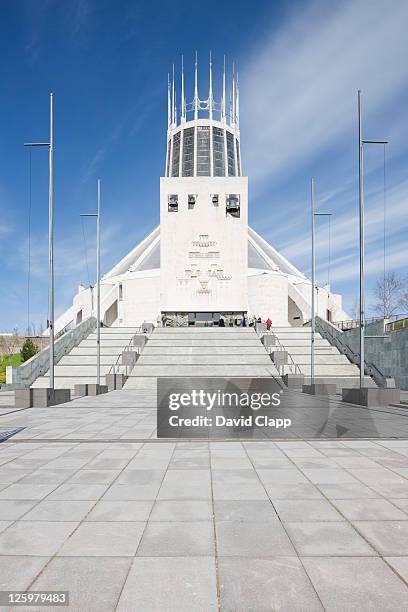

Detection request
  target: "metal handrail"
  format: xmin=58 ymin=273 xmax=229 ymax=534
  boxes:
xmin=107 ymin=326 xmax=152 ymax=378
xmin=314 ymin=316 xmax=391 ymax=388
xmin=256 ymin=328 xmax=302 ymax=376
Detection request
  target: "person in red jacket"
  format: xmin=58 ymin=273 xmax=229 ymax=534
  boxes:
xmin=266 ymin=317 xmax=272 ymax=331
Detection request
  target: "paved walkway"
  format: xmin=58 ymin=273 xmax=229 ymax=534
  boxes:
xmin=0 ymin=389 xmax=408 ymax=610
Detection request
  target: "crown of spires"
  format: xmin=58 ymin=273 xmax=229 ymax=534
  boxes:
xmin=167 ymin=52 xmax=239 ymax=130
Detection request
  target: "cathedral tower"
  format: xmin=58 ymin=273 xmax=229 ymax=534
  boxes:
xmin=160 ymin=54 xmax=248 ymax=323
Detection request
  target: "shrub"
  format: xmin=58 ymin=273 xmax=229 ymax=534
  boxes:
xmin=20 ymin=338 xmax=39 ymax=363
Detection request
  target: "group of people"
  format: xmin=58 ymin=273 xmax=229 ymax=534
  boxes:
xmin=247 ymin=316 xmax=273 ymax=330
xmin=155 ymin=313 xmax=273 ymax=329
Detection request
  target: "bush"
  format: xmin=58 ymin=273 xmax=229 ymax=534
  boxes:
xmin=20 ymin=338 xmax=39 ymax=363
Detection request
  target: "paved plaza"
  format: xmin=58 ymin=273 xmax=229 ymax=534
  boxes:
xmin=0 ymin=387 xmax=408 ymax=610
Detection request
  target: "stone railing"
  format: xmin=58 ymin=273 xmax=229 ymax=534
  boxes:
xmin=6 ymin=316 xmax=97 ymax=389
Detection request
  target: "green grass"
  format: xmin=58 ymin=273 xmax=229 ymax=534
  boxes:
xmin=0 ymin=353 xmax=22 ymax=385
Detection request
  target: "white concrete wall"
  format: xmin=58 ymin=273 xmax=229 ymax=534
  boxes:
xmin=160 ymin=176 xmax=248 ymax=313
xmin=248 ymin=271 xmax=289 ymax=325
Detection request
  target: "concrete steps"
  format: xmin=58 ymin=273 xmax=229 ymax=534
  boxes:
xmin=270 ymin=326 xmax=376 ymax=388
xmin=125 ymin=327 xmax=279 ymax=384
xmin=31 ymin=327 xmax=138 ymax=390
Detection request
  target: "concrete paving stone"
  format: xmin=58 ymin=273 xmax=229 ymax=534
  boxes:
xmin=48 ymin=483 xmax=109 ymax=500
xmin=28 ymin=556 xmax=132 ymax=612
xmin=213 ymin=500 xmax=278 ymax=522
xmin=89 ymin=454 xmax=136 ymax=466
xmin=257 ymin=469 xmax=309 ymax=484
xmin=357 ymin=447 xmax=403 ymax=458
xmin=86 ymin=500 xmax=154 ymax=522
xmin=246 ymin=455 xmax=294 ymax=469
xmin=0 ymin=521 xmax=78 ymax=556
xmin=290 ymin=457 xmax=340 ymax=470
xmin=137 ymin=521 xmax=214 ymax=556
xmin=21 ymin=500 xmax=96 ymax=522
xmin=169 ymin=456 xmax=210 ymax=469
xmin=158 ymin=470 xmax=211 ymax=500
xmin=384 ymin=557 xmax=408 ymax=582
xmin=347 ymin=467 xmax=406 ymax=485
xmin=17 ymin=468 xmax=77 ymax=485
xmin=116 ymin=468 xmax=165 ymax=486
xmin=67 ymin=469 xmax=121 ymax=485
xmin=265 ymin=483 xmax=324 ymax=500
xmin=331 ymin=498 xmax=408 ymax=521
xmin=212 ymin=469 xmax=258 ymax=484
xmin=116 ymin=556 xmax=217 ymax=612
xmin=332 ymin=456 xmax=381 ymax=469
xmin=274 ymin=499 xmax=344 ymax=522
xmin=58 ymin=521 xmax=145 ymax=557
xmin=0 ymin=521 xmax=12 ymax=534
xmin=303 ymin=556 xmax=408 ymax=612
xmin=216 ymin=521 xmax=296 ymax=556
xmin=389 ymin=498 xmax=408 ymax=513
xmin=319 ymin=448 xmax=362 ymax=457
xmin=283 ymin=447 xmax=325 ymax=458
xmin=368 ymin=481 xmax=408 ymax=498
xmin=285 ymin=522 xmax=377 ymax=556
xmin=218 ymin=556 xmax=323 ymax=612
xmin=41 ymin=457 xmax=93 ymax=469
xmin=0 ymin=468 xmax=33 ymax=484
xmin=301 ymin=468 xmax=360 ymax=485
xmin=150 ymin=500 xmax=213 ymax=521
xmin=0 ymin=483 xmax=58 ymax=500
xmin=0 ymin=499 xmax=38 ymax=520
xmin=210 ymin=457 xmax=254 ymax=469
xmin=102 ymin=483 xmax=161 ymax=501
xmin=212 ymin=483 xmax=269 ymax=501
xmin=0 ymin=556 xmax=49 ymax=591
xmin=353 ymin=521 xmax=408 ymax=555
xmin=317 ymin=482 xmax=380 ymax=499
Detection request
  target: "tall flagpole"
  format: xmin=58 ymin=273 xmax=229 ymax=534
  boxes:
xmin=48 ymin=93 xmax=55 ymax=391
xmin=358 ymin=90 xmax=364 ymax=390
xmin=96 ymin=179 xmax=101 ymax=387
xmin=311 ymin=178 xmax=316 ymax=387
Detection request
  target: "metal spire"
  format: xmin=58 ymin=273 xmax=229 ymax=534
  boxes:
xmin=181 ymin=55 xmax=186 ymax=123
xmin=171 ymin=64 xmax=176 ymax=127
xmin=194 ymin=51 xmax=199 ymax=120
xmin=221 ymin=55 xmax=226 ymax=122
xmin=232 ymin=62 xmax=236 ymax=127
xmin=208 ymin=50 xmax=213 ymax=120
xmin=167 ymin=73 xmax=171 ymax=129
xmin=236 ymin=71 xmax=240 ymax=129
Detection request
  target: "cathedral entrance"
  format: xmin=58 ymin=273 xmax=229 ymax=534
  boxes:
xmin=162 ymin=312 xmax=247 ymax=327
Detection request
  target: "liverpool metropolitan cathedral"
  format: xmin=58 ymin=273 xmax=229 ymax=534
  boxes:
xmin=55 ymin=58 xmax=348 ymax=332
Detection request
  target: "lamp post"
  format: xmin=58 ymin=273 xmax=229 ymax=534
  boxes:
xmin=357 ymin=90 xmax=388 ymax=390
xmin=310 ymin=178 xmax=332 ymax=387
xmin=80 ymin=179 xmax=101 ymax=387
xmin=24 ymin=93 xmax=54 ymax=390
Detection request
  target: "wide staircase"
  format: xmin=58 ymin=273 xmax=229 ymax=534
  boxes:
xmin=31 ymin=327 xmax=140 ymax=390
xmin=271 ymin=326 xmax=376 ymax=388
xmin=124 ymin=327 xmax=280 ymax=386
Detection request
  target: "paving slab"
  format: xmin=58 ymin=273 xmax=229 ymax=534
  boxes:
xmin=216 ymin=521 xmax=296 ymax=556
xmin=0 ymin=521 xmax=78 ymax=556
xmin=28 ymin=556 xmax=131 ymax=612
xmin=273 ymin=499 xmax=344 ymax=522
xmin=285 ymin=522 xmax=376 ymax=556
xmin=57 ymin=521 xmax=145 ymax=557
xmin=218 ymin=557 xmax=324 ymax=611
xmin=116 ymin=557 xmax=217 ymax=612
xmin=303 ymin=556 xmax=408 ymax=612
xmin=137 ymin=521 xmax=214 ymax=557
xmin=353 ymin=520 xmax=408 ymax=555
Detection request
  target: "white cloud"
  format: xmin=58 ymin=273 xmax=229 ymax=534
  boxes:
xmin=240 ymin=0 xmax=408 ymax=188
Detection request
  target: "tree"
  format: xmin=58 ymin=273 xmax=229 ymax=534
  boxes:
xmin=20 ymin=338 xmax=39 ymax=363
xmin=371 ymin=271 xmax=403 ymax=318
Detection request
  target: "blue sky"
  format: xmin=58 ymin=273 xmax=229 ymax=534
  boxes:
xmin=0 ymin=0 xmax=407 ymax=332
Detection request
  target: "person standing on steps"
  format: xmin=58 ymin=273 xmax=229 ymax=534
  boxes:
xmin=266 ymin=317 xmax=272 ymax=331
